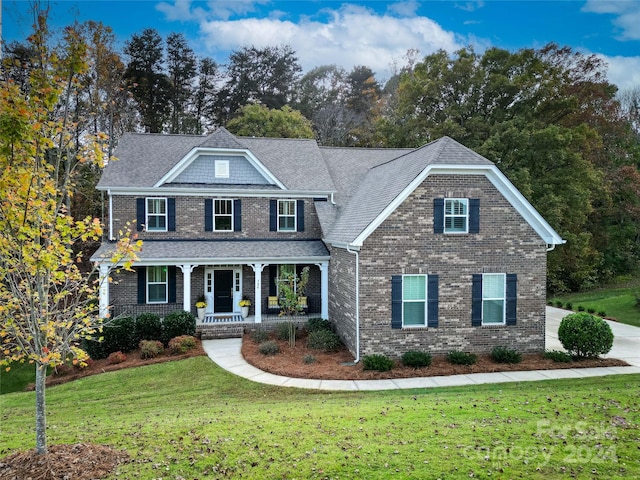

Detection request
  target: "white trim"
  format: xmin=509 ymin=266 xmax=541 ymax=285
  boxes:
xmin=98 ymin=187 xmax=333 ymax=199
xmin=147 ymin=266 xmax=168 ymax=304
xmin=215 ymin=159 xmax=229 ymax=178
xmin=401 ymin=274 xmax=428 ymax=328
xmin=444 ymin=198 xmax=469 ymax=234
xmin=145 ymin=197 xmax=168 ymax=232
xmin=277 ymin=199 xmax=297 ymax=232
xmin=212 ymin=198 xmax=234 ymax=231
xmin=481 ymin=273 xmax=506 ymax=325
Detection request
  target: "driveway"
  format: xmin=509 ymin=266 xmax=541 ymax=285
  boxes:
xmin=546 ymin=306 xmax=640 ymax=367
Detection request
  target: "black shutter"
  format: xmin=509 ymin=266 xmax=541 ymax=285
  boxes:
xmin=136 ymin=198 xmax=145 ymax=232
xmin=168 ymin=266 xmax=177 ymax=303
xmin=167 ymin=198 xmax=176 ymax=231
xmin=269 ymin=200 xmax=277 ymax=231
xmin=506 ymin=274 xmax=517 ymax=325
xmin=469 ymin=198 xmax=480 ymax=234
xmin=137 ymin=267 xmax=146 ymax=304
xmin=471 ymin=274 xmax=482 ymax=326
xmin=427 ymin=275 xmax=439 ymax=328
xmin=391 ymin=276 xmax=402 ymax=329
xmin=204 ymin=199 xmax=213 ymax=232
xmin=269 ymin=266 xmax=277 ymax=296
xmin=297 ymin=199 xmax=305 ymax=232
xmin=433 ymin=198 xmax=444 ymax=234
xmin=234 ymin=199 xmax=241 ymax=232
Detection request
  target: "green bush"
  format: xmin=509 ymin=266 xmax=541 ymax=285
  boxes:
xmin=307 ymin=329 xmax=343 ymax=352
xmin=276 ymin=321 xmax=296 ymax=341
xmin=577 ymin=305 xmax=585 ymax=312
xmin=558 ymin=312 xmax=614 ymax=359
xmin=168 ymin=335 xmax=197 ymax=354
xmin=565 ymin=302 xmax=573 ymax=311
xmin=303 ymin=354 xmax=316 ymax=365
xmin=401 ymin=351 xmax=432 ymax=368
xmin=306 ymin=318 xmax=332 ymax=332
xmin=490 ymin=346 xmax=522 ymax=364
xmin=544 ymin=350 xmax=573 ymax=363
xmin=250 ymin=328 xmax=269 ymax=343
xmin=258 ymin=341 xmax=280 ymax=356
xmin=555 ymin=300 xmax=564 ymax=308
xmin=135 ymin=313 xmax=162 ymax=342
xmin=597 ymin=310 xmax=606 ymax=318
xmin=362 ymin=354 xmax=394 ymax=372
xmin=162 ymin=310 xmax=196 ymax=345
xmin=84 ymin=316 xmax=137 ymax=359
xmin=140 ymin=340 xmax=164 ymax=359
xmin=447 ymin=350 xmax=477 ymax=365
xmin=587 ymin=307 xmax=596 ymax=314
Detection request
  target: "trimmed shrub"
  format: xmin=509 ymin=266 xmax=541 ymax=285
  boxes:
xmin=554 ymin=300 xmax=564 ymax=308
xmin=303 ymin=354 xmax=316 ymax=365
xmin=306 ymin=318 xmax=332 ymax=333
xmin=307 ymin=329 xmax=343 ymax=352
xmin=558 ymin=312 xmax=614 ymax=359
xmin=140 ymin=340 xmax=164 ymax=359
xmin=587 ymin=307 xmax=596 ymax=314
xmin=106 ymin=351 xmax=127 ymax=365
xmin=565 ymin=302 xmax=573 ymax=311
xmin=597 ymin=310 xmax=606 ymax=318
xmin=447 ymin=350 xmax=477 ymax=365
xmin=84 ymin=316 xmax=137 ymax=359
xmin=258 ymin=341 xmax=280 ymax=356
xmin=135 ymin=313 xmax=162 ymax=342
xmin=402 ymin=351 xmax=432 ymax=369
xmin=162 ymin=310 xmax=196 ymax=345
xmin=276 ymin=321 xmax=296 ymax=341
xmin=168 ymin=335 xmax=197 ymax=354
xmin=250 ymin=328 xmax=269 ymax=343
xmin=577 ymin=305 xmax=585 ymax=312
xmin=490 ymin=346 xmax=522 ymax=364
xmin=544 ymin=350 xmax=573 ymax=363
xmin=362 ymin=354 xmax=394 ymax=372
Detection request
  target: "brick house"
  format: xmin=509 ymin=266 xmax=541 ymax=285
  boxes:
xmin=92 ymin=128 xmax=564 ymax=359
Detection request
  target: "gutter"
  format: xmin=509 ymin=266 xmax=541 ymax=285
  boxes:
xmin=346 ymin=244 xmax=360 ymax=363
xmin=108 ymin=189 xmax=113 ymax=240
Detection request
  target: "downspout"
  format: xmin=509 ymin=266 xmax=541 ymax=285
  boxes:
xmin=330 ymin=192 xmax=336 ymax=205
xmin=346 ymin=244 xmax=360 ymax=363
xmin=546 ymin=243 xmax=555 ymax=252
xmin=108 ymin=189 xmax=113 ymax=241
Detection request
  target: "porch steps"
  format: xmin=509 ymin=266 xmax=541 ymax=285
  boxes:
xmin=199 ymin=324 xmax=244 ymax=340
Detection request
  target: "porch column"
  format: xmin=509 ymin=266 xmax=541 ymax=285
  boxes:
xmin=316 ymin=261 xmax=329 ymax=320
xmin=98 ymin=263 xmax=109 ymax=319
xmin=250 ymin=263 xmax=265 ymax=323
xmin=178 ymin=264 xmax=197 ymax=312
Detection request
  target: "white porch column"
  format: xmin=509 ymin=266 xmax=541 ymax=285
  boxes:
xmin=98 ymin=263 xmax=110 ymax=319
xmin=316 ymin=261 xmax=329 ymax=320
xmin=250 ymin=263 xmax=265 ymax=323
xmin=178 ymin=264 xmax=197 ymax=312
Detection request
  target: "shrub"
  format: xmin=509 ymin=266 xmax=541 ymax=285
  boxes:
xmin=307 ymin=329 xmax=343 ymax=352
xmin=140 ymin=340 xmax=164 ymax=359
xmin=250 ymin=328 xmax=269 ymax=343
xmin=577 ymin=305 xmax=585 ymax=312
xmin=135 ymin=313 xmax=162 ymax=342
xmin=554 ymin=300 xmax=564 ymax=308
xmin=597 ymin=310 xmax=606 ymax=318
xmin=162 ymin=310 xmax=196 ymax=345
xmin=401 ymin=351 xmax=432 ymax=369
xmin=168 ymin=335 xmax=197 ymax=354
xmin=587 ymin=307 xmax=596 ymax=314
xmin=106 ymin=351 xmax=127 ymax=365
xmin=447 ymin=350 xmax=477 ymax=365
xmin=490 ymin=346 xmax=522 ymax=364
xmin=258 ymin=341 xmax=280 ymax=356
xmin=84 ymin=316 xmax=137 ymax=359
xmin=544 ymin=350 xmax=573 ymax=363
xmin=276 ymin=321 xmax=296 ymax=341
xmin=558 ymin=312 xmax=614 ymax=359
xmin=565 ymin=302 xmax=573 ymax=311
xmin=362 ymin=354 xmax=394 ymax=372
xmin=306 ymin=318 xmax=332 ymax=333
xmin=303 ymin=354 xmax=316 ymax=365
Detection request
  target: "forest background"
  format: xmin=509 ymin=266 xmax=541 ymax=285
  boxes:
xmin=4 ymin=15 xmax=640 ymax=295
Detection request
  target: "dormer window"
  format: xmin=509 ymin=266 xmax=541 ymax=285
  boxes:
xmin=215 ymin=160 xmax=229 ymax=178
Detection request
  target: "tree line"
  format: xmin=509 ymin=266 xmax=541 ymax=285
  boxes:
xmin=2 ymin=19 xmax=640 ymax=294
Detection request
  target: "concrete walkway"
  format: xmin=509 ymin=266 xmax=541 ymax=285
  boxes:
xmin=202 ymin=307 xmax=640 ymax=391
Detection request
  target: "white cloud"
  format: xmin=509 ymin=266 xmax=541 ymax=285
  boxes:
xmin=598 ymin=54 xmax=640 ymax=91
xmin=583 ymin=0 xmax=640 ymax=40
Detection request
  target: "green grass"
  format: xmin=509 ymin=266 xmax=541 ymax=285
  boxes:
xmin=551 ymin=283 xmax=640 ymax=327
xmin=1 ymin=357 xmax=639 ymax=479
xmin=0 ymin=362 xmax=53 ymax=395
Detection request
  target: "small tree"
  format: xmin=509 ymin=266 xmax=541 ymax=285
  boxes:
xmin=277 ymin=266 xmax=310 ymax=348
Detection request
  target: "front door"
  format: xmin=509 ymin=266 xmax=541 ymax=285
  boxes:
xmin=213 ymin=270 xmax=234 ymax=313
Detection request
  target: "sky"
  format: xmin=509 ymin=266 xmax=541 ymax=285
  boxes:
xmin=3 ymin=0 xmax=640 ymax=90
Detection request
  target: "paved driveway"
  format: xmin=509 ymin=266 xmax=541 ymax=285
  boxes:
xmin=546 ymin=306 xmax=640 ymax=367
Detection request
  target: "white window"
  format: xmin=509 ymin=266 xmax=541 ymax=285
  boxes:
xmin=278 ymin=200 xmax=296 ymax=231
xmin=444 ymin=198 xmax=468 ymax=233
xmin=482 ymin=273 xmax=505 ymax=325
xmin=215 ymin=160 xmax=229 ymax=178
xmin=403 ymin=275 xmax=427 ymax=327
xmin=214 ymin=199 xmax=233 ymax=231
xmin=147 ymin=266 xmax=168 ymax=303
xmin=146 ymin=198 xmax=167 ymax=231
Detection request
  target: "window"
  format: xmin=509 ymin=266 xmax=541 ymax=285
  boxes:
xmin=444 ymin=198 xmax=468 ymax=233
xmin=215 ymin=160 xmax=229 ymax=178
xmin=147 ymin=266 xmax=168 ymax=303
xmin=482 ymin=273 xmax=505 ymax=325
xmin=214 ymin=199 xmax=233 ymax=231
xmin=146 ymin=198 xmax=167 ymax=231
xmin=277 ymin=264 xmax=296 ymax=295
xmin=278 ymin=200 xmax=296 ymax=231
xmin=403 ymin=275 xmax=427 ymax=326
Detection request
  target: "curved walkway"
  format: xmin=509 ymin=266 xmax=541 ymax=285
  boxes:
xmin=201 ymin=307 xmax=640 ymax=391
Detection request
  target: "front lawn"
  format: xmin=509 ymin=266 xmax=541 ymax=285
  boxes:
xmin=1 ymin=357 xmax=638 ymax=479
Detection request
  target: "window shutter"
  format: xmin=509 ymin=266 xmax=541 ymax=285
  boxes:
xmin=233 ymin=199 xmax=242 ymax=232
xmin=506 ymin=274 xmax=517 ymax=325
xmin=168 ymin=266 xmax=177 ymax=303
xmin=469 ymin=198 xmax=480 ymax=234
xmin=269 ymin=200 xmax=277 ymax=231
xmin=297 ymin=199 xmax=305 ymax=232
xmin=136 ymin=198 xmax=145 ymax=232
xmin=137 ymin=267 xmax=146 ymax=304
xmin=167 ymin=198 xmax=176 ymax=231
xmin=391 ymin=276 xmax=402 ymax=329
xmin=269 ymin=266 xmax=277 ymax=296
xmin=433 ymin=198 xmax=444 ymax=234
xmin=471 ymin=274 xmax=482 ymax=326
xmin=427 ymin=275 xmax=439 ymax=328
xmin=204 ymin=199 xmax=213 ymax=232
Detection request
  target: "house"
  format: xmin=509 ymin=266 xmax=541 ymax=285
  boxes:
xmin=91 ymin=128 xmax=564 ymax=359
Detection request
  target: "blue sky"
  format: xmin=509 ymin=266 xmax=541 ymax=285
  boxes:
xmin=3 ymin=1 xmax=640 ymax=90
